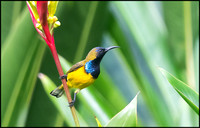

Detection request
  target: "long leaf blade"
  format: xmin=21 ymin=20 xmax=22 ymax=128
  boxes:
xmin=159 ymin=67 xmax=199 ymax=114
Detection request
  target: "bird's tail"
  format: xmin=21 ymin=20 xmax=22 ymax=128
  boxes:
xmin=50 ymin=84 xmax=64 ymax=98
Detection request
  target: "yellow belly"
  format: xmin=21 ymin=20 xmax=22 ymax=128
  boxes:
xmin=67 ymin=66 xmax=95 ymax=89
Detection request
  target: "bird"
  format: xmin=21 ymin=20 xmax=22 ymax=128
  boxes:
xmin=50 ymin=46 xmax=119 ymax=107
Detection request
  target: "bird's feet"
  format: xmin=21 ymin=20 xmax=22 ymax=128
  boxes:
xmin=68 ymin=100 xmax=75 ymax=107
xmin=68 ymin=89 xmax=80 ymax=107
xmin=59 ymin=75 xmax=67 ymax=80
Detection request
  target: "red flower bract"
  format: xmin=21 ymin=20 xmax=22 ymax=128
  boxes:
xmin=37 ymin=1 xmax=53 ymax=45
xmin=26 ymin=1 xmax=55 ymax=46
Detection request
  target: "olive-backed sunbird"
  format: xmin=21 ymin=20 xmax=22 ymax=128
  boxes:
xmin=50 ymin=46 xmax=119 ymax=106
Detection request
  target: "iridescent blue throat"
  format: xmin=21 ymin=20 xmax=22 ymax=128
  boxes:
xmin=85 ymin=60 xmax=100 ymax=79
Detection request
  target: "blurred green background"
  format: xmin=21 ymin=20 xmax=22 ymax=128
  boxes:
xmin=1 ymin=1 xmax=199 ymax=127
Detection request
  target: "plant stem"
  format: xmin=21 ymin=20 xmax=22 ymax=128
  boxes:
xmin=49 ymin=43 xmax=80 ymax=127
xmin=36 ymin=2 xmax=80 ymax=126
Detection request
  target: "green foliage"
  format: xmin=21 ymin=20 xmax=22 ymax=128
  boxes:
xmin=1 ymin=1 xmax=199 ymax=127
xmin=159 ymin=67 xmax=199 ymax=115
xmin=1 ymin=3 xmax=46 ymax=126
xmin=105 ymin=92 xmax=139 ymax=127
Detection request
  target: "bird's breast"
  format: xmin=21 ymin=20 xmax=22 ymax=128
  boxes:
xmin=67 ymin=66 xmax=95 ymax=89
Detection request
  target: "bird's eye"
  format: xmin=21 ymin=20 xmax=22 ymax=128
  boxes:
xmin=96 ymin=48 xmax=104 ymax=53
xmin=100 ymin=49 xmax=104 ymax=52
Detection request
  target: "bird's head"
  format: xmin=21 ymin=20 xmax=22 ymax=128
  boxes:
xmin=85 ymin=46 xmax=119 ymax=61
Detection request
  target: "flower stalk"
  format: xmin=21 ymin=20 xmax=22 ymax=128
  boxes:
xmin=26 ymin=1 xmax=80 ymax=126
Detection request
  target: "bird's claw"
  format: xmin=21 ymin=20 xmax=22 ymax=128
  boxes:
xmin=59 ymin=75 xmax=67 ymax=80
xmin=68 ymin=100 xmax=75 ymax=107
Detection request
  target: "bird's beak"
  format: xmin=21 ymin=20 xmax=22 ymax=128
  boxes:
xmin=105 ymin=46 xmax=120 ymax=52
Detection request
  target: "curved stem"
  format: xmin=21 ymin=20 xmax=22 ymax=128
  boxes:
xmin=35 ymin=2 xmax=80 ymax=126
xmin=49 ymin=44 xmax=80 ymax=127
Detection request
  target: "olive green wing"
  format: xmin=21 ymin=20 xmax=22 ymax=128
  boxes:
xmin=66 ymin=61 xmax=85 ymax=74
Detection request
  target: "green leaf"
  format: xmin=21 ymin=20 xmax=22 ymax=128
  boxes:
xmin=38 ymin=73 xmax=88 ymax=127
xmin=159 ymin=67 xmax=199 ymax=115
xmin=105 ymin=92 xmax=139 ymax=127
